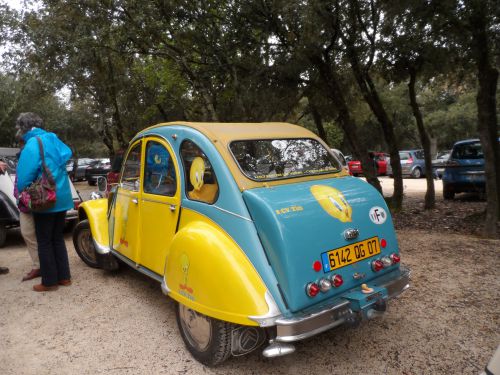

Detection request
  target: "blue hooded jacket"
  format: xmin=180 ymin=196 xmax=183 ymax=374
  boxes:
xmin=17 ymin=128 xmax=73 ymax=213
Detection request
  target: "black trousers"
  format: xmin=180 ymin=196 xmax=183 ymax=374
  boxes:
xmin=33 ymin=211 xmax=71 ymax=286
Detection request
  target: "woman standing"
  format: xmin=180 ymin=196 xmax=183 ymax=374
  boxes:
xmin=16 ymin=113 xmax=73 ymax=292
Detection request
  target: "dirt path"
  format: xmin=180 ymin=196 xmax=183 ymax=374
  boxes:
xmin=0 ymin=181 xmax=498 ymax=374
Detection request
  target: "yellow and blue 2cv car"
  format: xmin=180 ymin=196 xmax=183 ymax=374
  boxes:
xmin=73 ymin=122 xmax=410 ymax=366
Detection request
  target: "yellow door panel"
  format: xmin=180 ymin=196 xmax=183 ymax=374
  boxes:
xmin=138 ymin=138 xmax=180 ymax=275
xmin=113 ymin=190 xmax=140 ymax=262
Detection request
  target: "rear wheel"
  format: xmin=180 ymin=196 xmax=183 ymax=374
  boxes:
xmin=176 ymin=302 xmax=233 ymax=366
xmin=443 ymin=186 xmax=455 ymax=200
xmin=411 ymin=167 xmax=422 ymax=179
xmin=0 ymin=225 xmax=6 ymax=248
xmin=72 ymin=220 xmax=100 ymax=268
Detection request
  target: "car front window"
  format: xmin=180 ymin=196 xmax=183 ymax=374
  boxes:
xmin=121 ymin=142 xmax=142 ymax=191
xmin=229 ymin=138 xmax=341 ymax=181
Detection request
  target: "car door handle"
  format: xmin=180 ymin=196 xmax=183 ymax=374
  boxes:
xmin=169 ymin=204 xmax=177 ymax=212
xmin=132 ymin=198 xmax=138 ymax=204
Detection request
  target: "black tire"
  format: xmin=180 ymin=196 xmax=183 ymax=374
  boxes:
xmin=443 ymin=186 xmax=455 ymax=200
xmin=0 ymin=225 xmax=6 ymax=248
xmin=411 ymin=167 xmax=422 ymax=179
xmin=176 ymin=302 xmax=233 ymax=366
xmin=72 ymin=220 xmax=100 ymax=268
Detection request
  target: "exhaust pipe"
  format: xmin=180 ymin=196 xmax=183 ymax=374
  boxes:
xmin=262 ymin=341 xmax=296 ymax=358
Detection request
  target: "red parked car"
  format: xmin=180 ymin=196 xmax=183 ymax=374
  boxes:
xmin=348 ymin=152 xmax=389 ymax=176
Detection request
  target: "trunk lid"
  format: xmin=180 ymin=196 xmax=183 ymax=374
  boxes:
xmin=243 ymin=176 xmax=399 ymax=312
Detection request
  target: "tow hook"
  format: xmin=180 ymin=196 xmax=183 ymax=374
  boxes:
xmin=366 ymin=298 xmax=387 ymax=320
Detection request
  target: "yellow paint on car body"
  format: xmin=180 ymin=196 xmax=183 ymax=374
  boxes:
xmin=165 ymin=208 xmax=269 ymax=326
xmin=78 ymin=199 xmax=109 ymax=248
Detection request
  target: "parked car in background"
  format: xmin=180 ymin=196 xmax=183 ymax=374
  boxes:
xmin=442 ymin=138 xmax=499 ymax=200
xmin=71 ymin=158 xmax=96 ymax=181
xmin=85 ymin=158 xmax=111 ymax=185
xmin=347 ymin=152 xmax=389 ymax=176
xmin=431 ymin=151 xmax=451 ymax=179
xmin=387 ymin=149 xmax=426 ymax=178
xmin=73 ymin=122 xmax=409 ymax=366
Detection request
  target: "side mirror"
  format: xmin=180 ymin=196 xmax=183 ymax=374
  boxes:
xmin=97 ymin=176 xmax=107 ymax=192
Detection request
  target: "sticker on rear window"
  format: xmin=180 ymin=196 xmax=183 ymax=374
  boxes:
xmin=369 ymin=206 xmax=387 ymax=224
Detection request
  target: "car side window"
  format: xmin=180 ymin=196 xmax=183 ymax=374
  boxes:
xmin=180 ymin=140 xmax=219 ymax=204
xmin=121 ymin=142 xmax=142 ymax=191
xmin=143 ymin=141 xmax=177 ymax=196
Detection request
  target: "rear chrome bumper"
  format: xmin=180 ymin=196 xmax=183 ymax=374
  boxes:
xmin=274 ymin=265 xmax=410 ymax=343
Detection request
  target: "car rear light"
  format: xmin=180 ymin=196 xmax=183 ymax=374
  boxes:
xmin=331 ymin=274 xmax=343 ymax=287
xmin=371 ymin=259 xmax=384 ymax=272
xmin=318 ymin=278 xmax=332 ymax=292
xmin=74 ymin=200 xmax=81 ymax=210
xmin=390 ymin=253 xmax=401 ymax=264
xmin=407 ymin=157 xmax=413 ymax=163
xmin=306 ymin=282 xmax=320 ymax=297
xmin=445 ymin=160 xmax=460 ymax=167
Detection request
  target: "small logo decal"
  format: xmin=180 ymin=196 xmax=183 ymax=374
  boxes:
xmin=311 ymin=185 xmax=352 ymax=223
xmin=369 ymin=206 xmax=387 ymax=224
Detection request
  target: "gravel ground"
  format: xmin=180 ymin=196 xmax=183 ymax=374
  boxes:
xmin=0 ymin=180 xmax=498 ymax=375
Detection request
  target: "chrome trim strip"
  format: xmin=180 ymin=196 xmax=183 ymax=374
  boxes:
xmin=212 ymin=205 xmax=253 ymax=222
xmin=110 ymin=249 xmax=163 ymax=283
xmin=93 ymin=239 xmax=111 ymax=255
xmin=142 ymin=197 xmax=171 ymax=205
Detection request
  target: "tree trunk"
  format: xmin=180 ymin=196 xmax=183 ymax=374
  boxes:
xmin=469 ymin=0 xmax=499 ymax=237
xmin=340 ymin=39 xmax=403 ymax=209
xmin=309 ymin=102 xmax=328 ymax=143
xmin=310 ymin=55 xmax=382 ymax=193
xmin=408 ymin=68 xmax=435 ymax=209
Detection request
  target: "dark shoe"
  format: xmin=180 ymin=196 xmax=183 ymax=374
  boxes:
xmin=22 ymin=268 xmax=41 ymax=282
xmin=33 ymin=284 xmax=58 ymax=292
xmin=0 ymin=266 xmax=9 ymax=275
xmin=58 ymin=279 xmax=72 ymax=286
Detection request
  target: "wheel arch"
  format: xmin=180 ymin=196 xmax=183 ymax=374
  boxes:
xmin=77 ymin=199 xmax=109 ymax=250
xmin=165 ymin=215 xmax=271 ymax=326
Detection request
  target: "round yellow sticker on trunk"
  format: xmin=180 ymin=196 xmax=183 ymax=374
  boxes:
xmin=311 ymin=185 xmax=352 ymax=222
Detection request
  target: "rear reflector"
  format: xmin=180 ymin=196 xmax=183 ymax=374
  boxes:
xmin=313 ymin=261 xmax=322 ymax=272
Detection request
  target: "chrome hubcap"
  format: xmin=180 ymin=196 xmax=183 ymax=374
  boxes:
xmin=179 ymin=304 xmax=212 ymax=351
xmin=78 ymin=228 xmax=96 ymax=263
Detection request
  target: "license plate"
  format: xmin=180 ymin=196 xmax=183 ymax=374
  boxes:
xmin=321 ymin=236 xmax=381 ymax=272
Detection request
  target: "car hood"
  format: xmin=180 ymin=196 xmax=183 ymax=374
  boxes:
xmin=243 ymin=176 xmax=399 ymax=312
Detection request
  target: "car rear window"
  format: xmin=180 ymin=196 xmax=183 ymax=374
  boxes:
xmin=399 ymin=152 xmax=411 ymax=160
xmin=452 ymin=142 xmax=484 ymax=160
xmin=229 ymin=138 xmax=341 ymax=181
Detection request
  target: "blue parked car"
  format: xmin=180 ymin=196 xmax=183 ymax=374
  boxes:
xmin=442 ymin=138 xmax=498 ymax=200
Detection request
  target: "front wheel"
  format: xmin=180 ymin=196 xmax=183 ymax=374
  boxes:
xmin=176 ymin=303 xmax=233 ymax=366
xmin=72 ymin=220 xmax=100 ymax=268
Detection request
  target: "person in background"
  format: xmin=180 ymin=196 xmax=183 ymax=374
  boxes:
xmin=13 ymin=146 xmax=40 ymax=281
xmin=0 ymin=161 xmax=10 ymax=275
xmin=16 ymin=113 xmax=73 ymax=292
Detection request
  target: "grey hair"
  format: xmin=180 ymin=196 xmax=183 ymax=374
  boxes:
xmin=15 ymin=112 xmax=43 ymax=139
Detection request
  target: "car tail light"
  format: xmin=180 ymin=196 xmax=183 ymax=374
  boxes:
xmin=331 ymin=274 xmax=343 ymax=287
xmin=407 ymin=157 xmax=413 ymax=163
xmin=371 ymin=259 xmax=384 ymax=272
xmin=306 ymin=282 xmax=320 ymax=297
xmin=74 ymin=200 xmax=81 ymax=210
xmin=390 ymin=253 xmax=401 ymax=264
xmin=318 ymin=278 xmax=332 ymax=292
